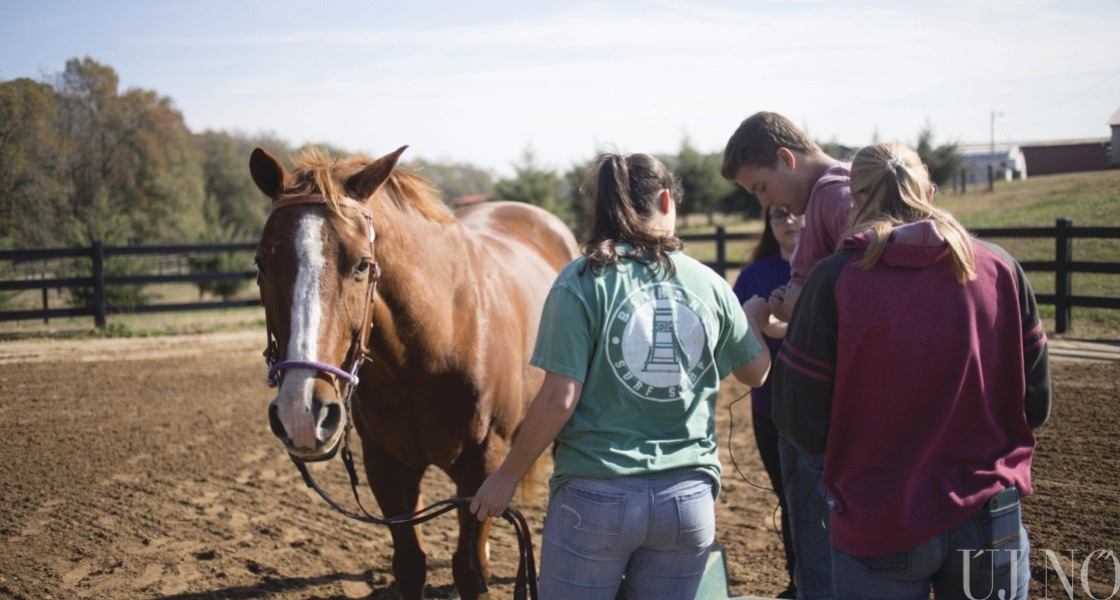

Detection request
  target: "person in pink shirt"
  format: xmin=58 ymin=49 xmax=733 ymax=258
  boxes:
xmin=721 ymin=111 xmax=852 ymax=600
xmin=722 ymin=111 xmax=852 ymax=323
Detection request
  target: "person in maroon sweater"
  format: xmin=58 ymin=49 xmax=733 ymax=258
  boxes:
xmin=772 ymin=142 xmax=1051 ymax=600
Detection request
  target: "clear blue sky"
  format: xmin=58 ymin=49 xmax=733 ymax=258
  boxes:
xmin=3 ymin=0 xmax=1118 ymax=177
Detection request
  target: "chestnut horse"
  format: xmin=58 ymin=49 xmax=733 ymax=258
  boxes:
xmin=249 ymin=145 xmax=578 ymax=599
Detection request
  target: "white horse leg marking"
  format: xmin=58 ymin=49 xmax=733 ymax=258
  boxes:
xmin=275 ymin=213 xmax=327 ymax=450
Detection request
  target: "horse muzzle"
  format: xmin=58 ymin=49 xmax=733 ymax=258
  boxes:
xmin=268 ymin=395 xmax=346 ymax=460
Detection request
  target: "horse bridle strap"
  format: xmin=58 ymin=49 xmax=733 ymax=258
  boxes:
xmin=271 ymin=193 xmax=375 ymax=226
xmin=262 ymin=193 xmax=380 ymax=391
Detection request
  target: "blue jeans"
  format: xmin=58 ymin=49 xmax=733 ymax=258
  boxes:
xmin=778 ymin=436 xmax=834 ymax=599
xmin=831 ymin=489 xmax=1030 ymax=600
xmin=539 ymin=473 xmax=715 ymax=600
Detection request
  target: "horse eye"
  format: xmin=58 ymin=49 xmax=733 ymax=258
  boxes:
xmin=254 ymin=257 xmax=266 ymax=276
xmin=354 ymin=258 xmax=372 ymax=276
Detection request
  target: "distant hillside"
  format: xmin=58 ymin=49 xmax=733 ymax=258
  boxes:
xmin=938 ymin=169 xmax=1120 ymax=228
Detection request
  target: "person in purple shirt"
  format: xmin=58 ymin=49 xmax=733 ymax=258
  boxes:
xmin=731 ymin=206 xmax=804 ymax=598
xmin=772 ymin=143 xmax=1051 ymax=600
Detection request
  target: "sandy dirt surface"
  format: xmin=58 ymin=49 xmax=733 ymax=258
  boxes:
xmin=0 ymin=331 xmax=1117 ymax=599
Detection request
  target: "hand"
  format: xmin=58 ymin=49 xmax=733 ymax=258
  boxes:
xmin=767 ymin=286 xmax=789 ymax=322
xmin=469 ymin=466 xmax=519 ymax=522
xmin=742 ymin=295 xmax=770 ymax=325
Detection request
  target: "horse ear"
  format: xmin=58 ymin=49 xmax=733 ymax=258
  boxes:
xmin=348 ymin=145 xmax=409 ymax=201
xmin=249 ymin=147 xmax=291 ymax=199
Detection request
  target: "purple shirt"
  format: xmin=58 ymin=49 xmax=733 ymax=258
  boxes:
xmin=731 ymin=253 xmax=789 ymax=418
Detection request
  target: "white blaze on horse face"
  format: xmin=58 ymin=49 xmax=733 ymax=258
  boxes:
xmin=275 ymin=212 xmax=328 ymax=451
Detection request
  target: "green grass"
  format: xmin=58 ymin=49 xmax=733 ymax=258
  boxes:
xmin=939 ymin=170 xmax=1120 ymax=339
xmin=0 ymin=306 xmax=265 ymax=340
xmin=0 ymin=282 xmax=264 ymax=340
xmin=936 ymin=170 xmax=1120 ymax=227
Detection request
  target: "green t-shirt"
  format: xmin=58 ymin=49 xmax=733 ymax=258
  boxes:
xmin=531 ymin=249 xmax=761 ymax=498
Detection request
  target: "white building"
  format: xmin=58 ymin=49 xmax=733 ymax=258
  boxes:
xmin=958 ymin=142 xmax=1028 ymax=184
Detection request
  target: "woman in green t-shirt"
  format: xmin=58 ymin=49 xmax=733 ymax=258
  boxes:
xmin=471 ymin=152 xmax=771 ymax=599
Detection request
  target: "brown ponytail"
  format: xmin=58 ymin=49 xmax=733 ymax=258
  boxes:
xmin=581 ymin=152 xmax=684 ymax=277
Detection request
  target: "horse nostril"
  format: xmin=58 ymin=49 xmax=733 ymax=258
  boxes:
xmin=318 ymin=402 xmax=342 ymax=434
xmin=268 ymin=404 xmax=288 ymax=441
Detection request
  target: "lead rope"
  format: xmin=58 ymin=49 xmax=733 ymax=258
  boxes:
xmin=290 ymin=442 xmax=537 ymax=599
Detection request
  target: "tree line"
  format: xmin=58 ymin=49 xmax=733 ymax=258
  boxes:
xmin=1 ymin=57 xmax=963 ymax=252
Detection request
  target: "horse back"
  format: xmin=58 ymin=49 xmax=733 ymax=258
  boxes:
xmin=455 ymin=201 xmax=578 ymax=274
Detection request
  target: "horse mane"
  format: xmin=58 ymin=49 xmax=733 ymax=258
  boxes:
xmin=283 ymin=146 xmax=453 ymax=223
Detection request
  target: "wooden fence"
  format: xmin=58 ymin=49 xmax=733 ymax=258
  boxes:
xmin=0 ymin=242 xmax=258 ymax=327
xmin=686 ymin=217 xmax=1119 ymax=334
xmin=1 ymin=218 xmax=1117 ymax=333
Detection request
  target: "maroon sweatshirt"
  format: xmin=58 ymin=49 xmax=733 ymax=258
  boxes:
xmin=772 ymin=220 xmax=1051 ymax=557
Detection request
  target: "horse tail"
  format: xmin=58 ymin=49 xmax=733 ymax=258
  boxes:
xmin=515 ymin=449 xmax=551 ymax=508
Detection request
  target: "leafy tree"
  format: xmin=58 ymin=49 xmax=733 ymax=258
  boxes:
xmin=193 ymin=130 xmax=268 ymax=239
xmin=53 ymin=57 xmax=206 ymax=245
xmin=188 ymin=222 xmax=254 ymax=301
xmin=408 ymin=158 xmax=494 ymax=204
xmin=493 ymin=148 xmax=572 ymax=228
xmin=64 ymin=188 xmax=154 ymax=310
xmin=239 ymin=131 xmax=296 ymax=170
xmin=669 ymin=138 xmax=735 ymax=224
xmin=0 ymin=78 xmax=72 ymax=247
xmin=916 ymin=123 xmax=963 ymax=188
xmin=719 ymin=187 xmax=761 ymax=219
xmin=561 ymin=161 xmax=593 ymax=242
xmin=817 ymin=140 xmax=857 ymax=162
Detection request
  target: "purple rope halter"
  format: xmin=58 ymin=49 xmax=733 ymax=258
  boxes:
xmin=268 ymin=360 xmax=360 ymax=387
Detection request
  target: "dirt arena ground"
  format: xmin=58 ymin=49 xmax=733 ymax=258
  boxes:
xmin=1 ymin=331 xmax=1117 ymax=599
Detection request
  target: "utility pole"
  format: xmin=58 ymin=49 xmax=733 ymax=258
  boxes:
xmin=990 ymin=110 xmax=1004 ymax=190
xmin=990 ymin=110 xmax=996 ymax=162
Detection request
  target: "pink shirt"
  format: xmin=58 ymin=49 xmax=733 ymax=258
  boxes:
xmin=788 ymin=163 xmax=852 ymax=285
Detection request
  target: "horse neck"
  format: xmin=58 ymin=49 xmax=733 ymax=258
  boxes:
xmin=367 ymin=194 xmax=471 ymax=358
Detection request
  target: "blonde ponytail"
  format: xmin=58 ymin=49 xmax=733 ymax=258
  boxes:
xmin=847 ymin=143 xmax=976 ymax=284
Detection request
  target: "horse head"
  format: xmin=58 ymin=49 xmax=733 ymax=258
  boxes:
xmin=250 ymin=145 xmax=407 ymax=461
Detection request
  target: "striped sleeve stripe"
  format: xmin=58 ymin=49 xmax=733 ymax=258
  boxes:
xmin=1024 ymin=321 xmax=1047 ymax=354
xmin=778 ymin=343 xmax=834 ymax=383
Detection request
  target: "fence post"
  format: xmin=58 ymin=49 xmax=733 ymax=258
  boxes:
xmin=714 ymin=225 xmax=727 ymax=278
xmin=41 ymin=272 xmax=49 ymax=324
xmin=92 ymin=240 xmax=107 ymax=327
xmin=1054 ymin=218 xmax=1072 ymax=334
xmin=987 ymin=165 xmax=994 ymax=192
xmin=960 ymin=170 xmax=966 ymax=194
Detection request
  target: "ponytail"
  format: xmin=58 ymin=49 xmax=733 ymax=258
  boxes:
xmin=848 ymin=143 xmax=976 ymax=284
xmin=581 ymin=152 xmax=683 ymax=277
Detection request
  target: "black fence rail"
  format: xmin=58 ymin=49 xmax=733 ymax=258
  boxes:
xmin=682 ymin=218 xmax=1120 ymax=334
xmin=0 ymin=241 xmax=258 ymax=326
xmin=1 ymin=218 xmax=1117 ymax=333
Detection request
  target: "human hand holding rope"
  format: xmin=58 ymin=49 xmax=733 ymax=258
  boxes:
xmin=471 ymin=465 xmax=521 ymax=521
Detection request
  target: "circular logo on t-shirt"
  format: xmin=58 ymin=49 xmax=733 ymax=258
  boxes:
xmin=606 ymin=283 xmax=715 ymax=402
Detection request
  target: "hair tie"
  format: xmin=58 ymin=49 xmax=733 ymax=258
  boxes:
xmin=886 ymin=157 xmax=903 ymax=170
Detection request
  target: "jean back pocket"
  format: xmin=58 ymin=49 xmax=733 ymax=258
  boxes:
xmin=557 ymin=483 xmax=626 ymax=555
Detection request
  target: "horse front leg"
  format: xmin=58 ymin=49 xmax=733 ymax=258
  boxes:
xmin=447 ymin=434 xmax=507 ymax=600
xmin=360 ymin=438 xmax=429 ymax=600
